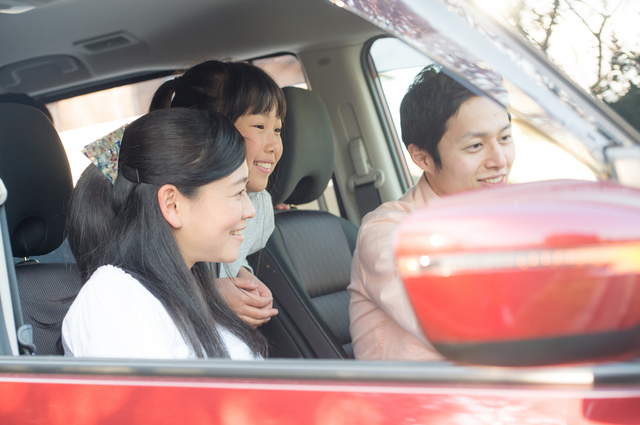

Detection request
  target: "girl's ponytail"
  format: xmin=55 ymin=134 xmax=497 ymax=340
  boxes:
xmin=149 ymin=78 xmax=179 ymax=111
xmin=66 ymin=165 xmax=116 ymax=282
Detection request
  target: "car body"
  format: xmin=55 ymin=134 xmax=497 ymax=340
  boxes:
xmin=1 ymin=0 xmax=640 ymax=423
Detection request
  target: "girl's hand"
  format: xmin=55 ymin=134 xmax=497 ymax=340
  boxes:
xmin=217 ymin=270 xmax=278 ymax=328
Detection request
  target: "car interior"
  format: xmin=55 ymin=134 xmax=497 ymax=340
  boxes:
xmin=1 ymin=0 xmax=396 ymax=359
xmin=253 ymin=86 xmax=358 ymax=359
xmin=1 ymin=0 xmax=637 ymax=361
xmin=0 ymin=75 xmax=359 ymax=359
xmin=0 ymin=103 xmax=82 ymax=356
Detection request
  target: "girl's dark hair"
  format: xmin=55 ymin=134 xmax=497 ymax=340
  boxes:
xmin=67 ymin=108 xmax=267 ymax=358
xmin=150 ymin=60 xmax=286 ymax=122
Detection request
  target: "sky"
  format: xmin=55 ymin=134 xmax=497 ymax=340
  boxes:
xmin=476 ymin=0 xmax=640 ymax=100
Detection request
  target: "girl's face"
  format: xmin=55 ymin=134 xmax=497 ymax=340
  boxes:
xmin=174 ymin=162 xmax=256 ymax=268
xmin=234 ymin=107 xmax=283 ymax=193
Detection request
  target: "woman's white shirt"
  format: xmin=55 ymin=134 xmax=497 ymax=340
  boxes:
xmin=62 ymin=265 xmax=260 ymax=360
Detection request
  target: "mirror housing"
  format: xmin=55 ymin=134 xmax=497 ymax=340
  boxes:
xmin=395 ymin=180 xmax=640 ymax=366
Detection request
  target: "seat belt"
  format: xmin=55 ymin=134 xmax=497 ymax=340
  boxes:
xmin=251 ymin=247 xmax=348 ymax=360
xmin=348 ymin=138 xmax=385 ymax=218
xmin=352 ymin=181 xmax=381 ymax=218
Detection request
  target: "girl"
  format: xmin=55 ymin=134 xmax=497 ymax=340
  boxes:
xmin=149 ymin=60 xmax=285 ymax=327
xmin=63 ymin=108 xmax=267 ymax=359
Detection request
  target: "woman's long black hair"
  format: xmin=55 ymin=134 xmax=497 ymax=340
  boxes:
xmin=67 ymin=108 xmax=267 ymax=358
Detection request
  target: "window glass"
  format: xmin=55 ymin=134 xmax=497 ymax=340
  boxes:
xmin=47 ymin=54 xmax=339 ymax=216
xmin=251 ymin=55 xmax=308 ymax=89
xmin=47 ymin=55 xmax=307 ymax=185
xmin=47 ymin=77 xmax=169 ymax=184
xmin=485 ymin=0 xmax=640 ymax=133
xmin=369 ymin=37 xmax=597 ymax=186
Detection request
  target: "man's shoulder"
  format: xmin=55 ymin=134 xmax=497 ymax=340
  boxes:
xmin=355 ymin=194 xmax=416 ymax=260
xmin=361 ymin=187 xmax=418 ymax=228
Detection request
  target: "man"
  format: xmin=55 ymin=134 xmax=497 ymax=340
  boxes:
xmin=348 ymin=65 xmax=515 ymax=360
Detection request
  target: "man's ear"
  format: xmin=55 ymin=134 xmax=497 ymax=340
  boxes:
xmin=408 ymin=144 xmax=435 ymax=174
xmin=158 ymin=184 xmax=183 ymax=229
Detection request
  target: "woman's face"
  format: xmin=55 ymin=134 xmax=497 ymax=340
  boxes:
xmin=234 ymin=107 xmax=283 ymax=193
xmin=174 ymin=162 xmax=256 ymax=268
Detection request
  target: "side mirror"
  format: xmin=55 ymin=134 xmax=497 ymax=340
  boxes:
xmin=395 ymin=180 xmax=640 ymax=366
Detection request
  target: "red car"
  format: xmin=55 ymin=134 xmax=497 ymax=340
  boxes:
xmin=1 ymin=0 xmax=640 ymax=423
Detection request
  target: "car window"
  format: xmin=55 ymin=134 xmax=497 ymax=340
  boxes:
xmin=490 ymin=1 xmax=640 ymax=134
xmin=250 ymin=55 xmax=308 ymax=89
xmin=47 ymin=76 xmax=170 ymax=184
xmin=368 ymin=37 xmax=598 ymax=186
xmin=46 ymin=54 xmax=341 ymax=216
xmin=46 ymin=54 xmax=306 ymax=185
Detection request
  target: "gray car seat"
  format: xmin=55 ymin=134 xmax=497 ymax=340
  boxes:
xmin=252 ymin=87 xmax=358 ymax=359
xmin=0 ymin=103 xmax=83 ymax=355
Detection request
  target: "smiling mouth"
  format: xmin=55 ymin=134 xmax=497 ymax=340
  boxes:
xmin=254 ymin=161 xmax=272 ymax=171
xmin=479 ymin=175 xmax=504 ymax=184
xmin=230 ymin=229 xmax=244 ymax=236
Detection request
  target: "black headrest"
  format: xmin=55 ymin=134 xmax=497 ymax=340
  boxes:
xmin=268 ymin=87 xmax=335 ymax=206
xmin=0 ymin=103 xmax=73 ymax=257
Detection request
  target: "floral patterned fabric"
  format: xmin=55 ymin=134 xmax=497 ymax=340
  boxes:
xmin=81 ymin=124 xmax=127 ymax=184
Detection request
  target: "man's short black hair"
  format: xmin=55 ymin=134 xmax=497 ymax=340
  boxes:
xmin=400 ymin=65 xmax=477 ymax=169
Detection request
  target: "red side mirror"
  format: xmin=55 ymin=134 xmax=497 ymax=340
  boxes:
xmin=395 ymin=180 xmax=640 ymax=366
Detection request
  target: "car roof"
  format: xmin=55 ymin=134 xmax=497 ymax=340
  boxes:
xmin=1 ymin=0 xmax=383 ymax=97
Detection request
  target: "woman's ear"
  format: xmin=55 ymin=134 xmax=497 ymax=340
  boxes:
xmin=408 ymin=144 xmax=435 ymax=174
xmin=158 ymin=184 xmax=183 ymax=229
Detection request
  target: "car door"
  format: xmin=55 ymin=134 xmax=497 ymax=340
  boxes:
xmin=1 ymin=0 xmax=640 ymax=423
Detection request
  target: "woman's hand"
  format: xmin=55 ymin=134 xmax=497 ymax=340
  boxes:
xmin=217 ymin=268 xmax=278 ymax=328
xmin=274 ymin=203 xmax=290 ymax=210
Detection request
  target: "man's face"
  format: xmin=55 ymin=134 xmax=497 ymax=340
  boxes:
xmin=414 ymin=96 xmax=515 ymax=197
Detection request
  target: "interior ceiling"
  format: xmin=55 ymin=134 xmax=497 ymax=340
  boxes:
xmin=0 ymin=0 xmax=383 ymax=96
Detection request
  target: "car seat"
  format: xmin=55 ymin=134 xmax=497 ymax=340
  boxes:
xmin=252 ymin=87 xmax=358 ymax=359
xmin=0 ymin=103 xmax=83 ymax=355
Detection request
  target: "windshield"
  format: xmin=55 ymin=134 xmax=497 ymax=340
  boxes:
xmin=333 ymin=0 xmax=640 ymax=179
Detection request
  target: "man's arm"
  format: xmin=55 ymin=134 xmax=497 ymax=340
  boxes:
xmin=356 ymin=214 xmax=431 ymax=345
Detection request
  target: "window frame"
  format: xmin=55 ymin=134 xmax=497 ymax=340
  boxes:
xmin=361 ymin=36 xmax=412 ymax=193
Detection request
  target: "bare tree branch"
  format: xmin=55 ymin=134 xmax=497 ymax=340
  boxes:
xmin=593 ymin=13 xmax=609 ymax=93
xmin=562 ymin=0 xmax=612 ymax=93
xmin=516 ymin=0 xmax=637 ymax=99
xmin=564 ymin=0 xmax=602 ymax=38
xmin=540 ymin=0 xmax=560 ymax=52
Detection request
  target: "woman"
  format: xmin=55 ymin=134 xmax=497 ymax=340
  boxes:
xmin=63 ymin=108 xmax=267 ymax=359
